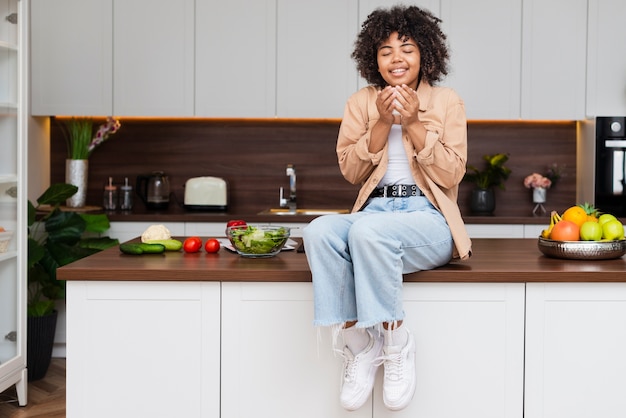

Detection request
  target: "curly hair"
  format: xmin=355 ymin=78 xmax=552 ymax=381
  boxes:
xmin=352 ymin=5 xmax=449 ymax=88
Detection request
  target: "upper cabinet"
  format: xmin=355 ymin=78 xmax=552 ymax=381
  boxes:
xmin=521 ymin=0 xmax=587 ymax=120
xmin=114 ymin=0 xmax=194 ymax=117
xmin=586 ymin=0 xmax=626 ymax=117
xmin=441 ymin=0 xmax=522 ymax=120
xmin=32 ymin=0 xmax=193 ymax=117
xmin=276 ymin=0 xmax=358 ymax=118
xmin=29 ymin=1 xmax=625 ymax=120
xmin=195 ymin=0 xmax=277 ymax=118
xmin=31 ymin=0 xmax=112 ymax=116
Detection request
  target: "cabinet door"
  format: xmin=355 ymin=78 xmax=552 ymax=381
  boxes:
xmin=113 ymin=0 xmax=194 ymax=116
xmin=31 ymin=0 xmax=112 ymax=116
xmin=66 ymin=281 xmax=221 ymax=418
xmin=195 ymin=0 xmax=276 ymax=117
xmin=525 ymin=283 xmax=626 ymax=418
xmin=221 ymin=282 xmax=371 ymax=418
xmin=0 ymin=0 xmax=27 ymax=404
xmin=372 ymin=283 xmax=525 ymax=417
xmin=586 ymin=0 xmax=626 ymax=117
xmin=521 ymin=0 xmax=587 ymax=120
xmin=440 ymin=0 xmax=522 ymax=120
xmin=276 ymin=0 xmax=359 ymax=118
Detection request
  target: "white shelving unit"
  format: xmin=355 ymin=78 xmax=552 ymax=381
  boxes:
xmin=0 ymin=0 xmax=27 ymax=405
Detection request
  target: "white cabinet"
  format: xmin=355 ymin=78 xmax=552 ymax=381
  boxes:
xmin=441 ymin=0 xmax=522 ymax=120
xmin=65 ymin=281 xmax=221 ymax=418
xmin=0 ymin=0 xmax=27 ymax=404
xmin=221 ymin=282 xmax=367 ymax=418
xmin=113 ymin=0 xmax=194 ymax=117
xmin=525 ymin=283 xmax=626 ymax=418
xmin=30 ymin=0 xmax=112 ymax=116
xmin=195 ymin=0 xmax=276 ymax=118
xmin=221 ymin=282 xmax=524 ymax=418
xmin=586 ymin=0 xmax=626 ymax=117
xmin=31 ymin=0 xmax=194 ymax=117
xmin=276 ymin=0 xmax=359 ymax=118
xmin=373 ymin=283 xmax=525 ymax=417
xmin=521 ymin=0 xmax=587 ymax=120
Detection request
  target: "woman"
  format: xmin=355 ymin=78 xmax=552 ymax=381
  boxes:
xmin=303 ymin=5 xmax=472 ymax=412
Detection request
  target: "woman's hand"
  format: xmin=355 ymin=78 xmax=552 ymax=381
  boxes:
xmin=376 ymin=86 xmax=400 ymax=125
xmin=393 ymin=84 xmax=420 ymax=124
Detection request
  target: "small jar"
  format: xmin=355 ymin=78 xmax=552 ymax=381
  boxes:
xmin=119 ymin=177 xmax=133 ymax=211
xmin=103 ymin=177 xmax=118 ymax=211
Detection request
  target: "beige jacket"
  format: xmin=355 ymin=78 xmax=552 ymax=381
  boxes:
xmin=337 ymin=83 xmax=472 ymax=260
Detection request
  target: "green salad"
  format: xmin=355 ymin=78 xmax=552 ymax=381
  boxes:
xmin=229 ymin=225 xmax=289 ymax=255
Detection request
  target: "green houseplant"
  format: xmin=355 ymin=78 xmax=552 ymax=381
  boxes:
xmin=464 ymin=153 xmax=512 ymax=215
xmin=27 ymin=183 xmax=118 ymax=380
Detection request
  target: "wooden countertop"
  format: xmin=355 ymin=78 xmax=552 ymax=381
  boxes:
xmin=57 ymin=238 xmax=626 ymax=283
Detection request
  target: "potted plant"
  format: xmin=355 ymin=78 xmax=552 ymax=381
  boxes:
xmin=464 ymin=153 xmax=512 ymax=215
xmin=27 ymin=183 xmax=118 ymax=380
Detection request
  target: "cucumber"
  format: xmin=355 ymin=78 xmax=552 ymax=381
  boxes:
xmin=120 ymin=243 xmax=144 ymax=255
xmin=119 ymin=243 xmax=165 ymax=255
xmin=139 ymin=243 xmax=166 ymax=253
xmin=144 ymin=239 xmax=183 ymax=251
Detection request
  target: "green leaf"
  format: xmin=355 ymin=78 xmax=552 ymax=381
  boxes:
xmin=28 ymin=300 xmax=56 ymax=317
xmin=28 ymin=237 xmax=45 ymax=270
xmin=80 ymin=213 xmax=111 ymax=233
xmin=45 ymin=211 xmax=86 ymax=245
xmin=36 ymin=183 xmax=78 ymax=206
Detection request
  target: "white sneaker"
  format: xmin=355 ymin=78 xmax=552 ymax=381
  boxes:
xmin=381 ymin=330 xmax=416 ymax=411
xmin=338 ymin=329 xmax=383 ymax=411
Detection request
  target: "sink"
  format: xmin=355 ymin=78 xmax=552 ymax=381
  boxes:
xmin=259 ymin=208 xmax=350 ymax=216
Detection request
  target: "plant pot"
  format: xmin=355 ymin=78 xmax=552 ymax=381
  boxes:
xmin=27 ymin=310 xmax=58 ymax=381
xmin=65 ymin=159 xmax=88 ymax=207
xmin=470 ymin=188 xmax=496 ymax=216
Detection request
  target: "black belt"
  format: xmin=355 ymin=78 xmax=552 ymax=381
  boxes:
xmin=370 ymin=184 xmax=424 ymax=198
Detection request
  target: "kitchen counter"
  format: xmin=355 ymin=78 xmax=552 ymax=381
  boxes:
xmin=57 ymin=238 xmax=626 ymax=282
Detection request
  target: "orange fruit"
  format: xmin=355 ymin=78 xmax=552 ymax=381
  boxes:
xmin=561 ymin=206 xmax=588 ymax=227
xmin=550 ymin=220 xmax=580 ymax=241
xmin=587 ymin=215 xmax=598 ymax=223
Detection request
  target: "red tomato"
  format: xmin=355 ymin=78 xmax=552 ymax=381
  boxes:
xmin=183 ymin=236 xmax=202 ymax=253
xmin=204 ymin=238 xmax=221 ymax=253
xmin=227 ymin=219 xmax=247 ymax=229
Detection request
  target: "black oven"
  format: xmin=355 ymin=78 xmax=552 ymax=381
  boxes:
xmin=595 ymin=116 xmax=626 ymax=216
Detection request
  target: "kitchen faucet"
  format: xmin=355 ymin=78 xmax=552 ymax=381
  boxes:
xmin=279 ymin=164 xmax=297 ymax=211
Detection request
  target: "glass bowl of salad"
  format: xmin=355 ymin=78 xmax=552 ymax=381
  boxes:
xmin=226 ymin=224 xmax=291 ymax=258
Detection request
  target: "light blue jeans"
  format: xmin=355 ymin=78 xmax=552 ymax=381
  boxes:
xmin=303 ymin=196 xmax=453 ymax=328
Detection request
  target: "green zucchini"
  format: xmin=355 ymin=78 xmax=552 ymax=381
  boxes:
xmin=120 ymin=243 xmax=166 ymax=255
xmin=144 ymin=239 xmax=183 ymax=251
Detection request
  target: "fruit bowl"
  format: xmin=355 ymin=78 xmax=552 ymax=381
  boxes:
xmin=537 ymin=237 xmax=626 ymax=260
xmin=226 ymin=225 xmax=291 ymax=258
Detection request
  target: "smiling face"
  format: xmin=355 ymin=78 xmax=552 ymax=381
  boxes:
xmin=377 ymin=32 xmax=421 ymax=89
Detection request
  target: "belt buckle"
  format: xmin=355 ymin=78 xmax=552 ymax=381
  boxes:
xmin=383 ymin=185 xmax=388 ymax=198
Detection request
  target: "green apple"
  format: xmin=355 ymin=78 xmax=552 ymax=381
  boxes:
xmin=580 ymin=221 xmax=603 ymax=241
xmin=602 ymin=219 xmax=625 ymax=240
xmin=598 ymin=213 xmax=618 ymax=226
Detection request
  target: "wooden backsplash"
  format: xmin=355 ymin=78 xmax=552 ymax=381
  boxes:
xmin=49 ymin=118 xmax=577 ymax=217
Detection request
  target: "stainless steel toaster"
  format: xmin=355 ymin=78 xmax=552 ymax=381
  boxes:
xmin=183 ymin=176 xmax=227 ymax=211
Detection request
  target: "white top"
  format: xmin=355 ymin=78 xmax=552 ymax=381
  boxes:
xmin=378 ymin=124 xmax=415 ymax=186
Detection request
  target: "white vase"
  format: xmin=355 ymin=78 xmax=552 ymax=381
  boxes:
xmin=533 ymin=187 xmax=547 ymax=204
xmin=65 ymin=159 xmax=88 ymax=207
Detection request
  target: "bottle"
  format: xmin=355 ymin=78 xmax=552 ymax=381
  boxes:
xmin=119 ymin=177 xmax=133 ymax=211
xmin=103 ymin=177 xmax=118 ymax=211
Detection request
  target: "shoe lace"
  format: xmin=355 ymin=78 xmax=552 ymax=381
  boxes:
xmin=377 ymin=351 xmax=404 ymax=382
xmin=339 ymin=348 xmax=358 ymax=383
